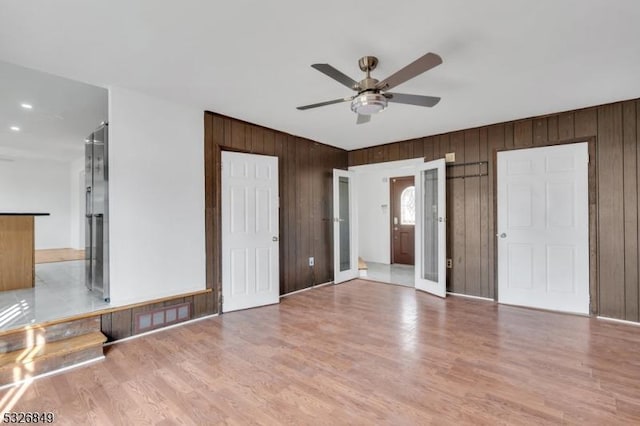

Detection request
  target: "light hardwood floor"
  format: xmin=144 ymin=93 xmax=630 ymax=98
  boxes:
xmin=2 ymin=279 xmax=640 ymax=424
xmin=35 ymin=249 xmax=85 ymax=264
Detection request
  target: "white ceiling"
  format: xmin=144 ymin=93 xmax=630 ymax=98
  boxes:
xmin=0 ymin=60 xmax=107 ymax=162
xmin=1 ymin=0 xmax=639 ymax=150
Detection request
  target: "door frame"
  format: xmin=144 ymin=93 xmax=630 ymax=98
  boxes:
xmin=220 ymin=150 xmax=280 ymax=312
xmin=208 ymin=145 xmax=284 ymax=314
xmin=492 ymin=137 xmax=598 ymax=315
xmin=389 ymin=175 xmax=416 ymax=265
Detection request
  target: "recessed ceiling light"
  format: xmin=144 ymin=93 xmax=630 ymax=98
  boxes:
xmin=20 ymin=103 xmax=33 ymax=109
xmin=10 ymin=126 xmax=20 ymax=131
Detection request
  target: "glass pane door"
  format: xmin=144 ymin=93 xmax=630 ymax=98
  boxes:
xmin=422 ymin=168 xmax=439 ymax=282
xmin=333 ymin=170 xmax=358 ymax=283
xmin=339 ymin=176 xmax=351 ymax=272
xmin=415 ymin=159 xmax=446 ymax=297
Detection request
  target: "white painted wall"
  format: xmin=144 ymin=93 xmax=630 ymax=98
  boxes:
xmin=350 ymin=158 xmax=425 ymax=264
xmin=108 ymin=87 xmax=205 ymax=306
xmin=69 ymin=156 xmax=85 ymax=250
xmin=0 ymin=158 xmax=71 ymax=249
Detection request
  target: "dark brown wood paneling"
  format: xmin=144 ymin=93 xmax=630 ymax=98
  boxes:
xmin=413 ymin=138 xmax=424 ymax=159
xmin=597 ymin=104 xmax=625 ymax=318
xmin=100 ymin=292 xmax=211 ymax=341
xmin=487 ymin=124 xmax=505 ymax=299
xmin=514 ymin=120 xmax=533 ymax=147
xmin=547 ymin=115 xmax=559 ymax=141
xmin=423 ymin=137 xmax=434 ymax=161
xmin=387 ymin=143 xmax=400 ymax=161
xmin=399 ymin=140 xmax=413 ymax=159
xmin=372 ymin=145 xmax=385 ymax=163
xmin=230 ymin=120 xmax=246 ymax=150
xmin=479 ymin=128 xmax=490 ymax=298
xmin=352 ymin=149 xmax=366 ymax=166
xmin=533 ymin=118 xmax=548 ymax=146
xmin=109 ymin=309 xmax=132 ymax=341
xmin=623 ymin=101 xmax=638 ymax=321
xmin=463 ymin=129 xmax=481 ymax=296
xmin=205 ymin=111 xmax=348 ymax=300
xmin=296 ymin=137 xmax=312 ymax=292
xmin=449 ymin=132 xmax=466 ymax=294
xmin=345 ymin=97 xmax=640 ymax=322
xmin=348 ymin=151 xmax=358 ymax=167
xmin=504 ymin=122 xmax=514 ymax=149
xmin=558 ymin=112 xmax=575 ymax=140
xmin=575 ymin=108 xmax=598 ymax=138
xmin=263 ymin=129 xmax=275 ymax=155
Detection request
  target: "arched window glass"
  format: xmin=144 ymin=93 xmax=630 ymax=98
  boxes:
xmin=400 ymin=186 xmax=415 ymax=225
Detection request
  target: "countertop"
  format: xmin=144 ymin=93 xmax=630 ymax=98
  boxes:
xmin=0 ymin=213 xmax=50 ymax=216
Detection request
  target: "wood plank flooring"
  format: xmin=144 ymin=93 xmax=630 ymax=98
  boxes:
xmin=35 ymin=248 xmax=85 ymax=264
xmin=2 ymin=279 xmax=640 ymax=424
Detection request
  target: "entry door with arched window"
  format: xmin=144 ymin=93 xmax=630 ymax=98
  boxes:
xmin=390 ymin=176 xmax=415 ymax=265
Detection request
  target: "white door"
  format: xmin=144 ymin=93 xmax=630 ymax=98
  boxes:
xmin=333 ymin=169 xmax=358 ymax=283
xmin=222 ymin=151 xmax=279 ymax=312
xmin=414 ymin=159 xmax=447 ymax=297
xmin=497 ymin=143 xmax=589 ymax=314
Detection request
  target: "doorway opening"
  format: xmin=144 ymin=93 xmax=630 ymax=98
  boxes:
xmin=337 ymin=158 xmax=447 ymax=297
xmin=0 ymin=61 xmax=109 ymax=332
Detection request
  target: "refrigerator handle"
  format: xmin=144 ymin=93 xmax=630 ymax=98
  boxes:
xmin=85 ymin=187 xmax=92 ymax=217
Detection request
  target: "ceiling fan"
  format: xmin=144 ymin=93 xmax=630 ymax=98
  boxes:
xmin=297 ymin=52 xmax=442 ymax=124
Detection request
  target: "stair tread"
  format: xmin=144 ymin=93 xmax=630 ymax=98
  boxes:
xmin=0 ymin=331 xmax=106 ymax=368
xmin=358 ymin=257 xmax=368 ymax=270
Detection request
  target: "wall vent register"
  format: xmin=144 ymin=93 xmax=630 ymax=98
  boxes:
xmin=134 ymin=302 xmax=191 ymax=333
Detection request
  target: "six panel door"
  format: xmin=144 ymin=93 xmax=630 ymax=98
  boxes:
xmin=222 ymin=151 xmax=280 ymax=312
xmin=497 ymin=143 xmax=589 ymax=314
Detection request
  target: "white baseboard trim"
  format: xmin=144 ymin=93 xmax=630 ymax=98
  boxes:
xmin=446 ymin=292 xmax=495 ymax=302
xmin=597 ymin=316 xmax=640 ymax=326
xmin=105 ymin=313 xmax=220 ymax=346
xmin=0 ymin=356 xmax=105 ymax=391
xmin=280 ymin=281 xmax=334 ymax=298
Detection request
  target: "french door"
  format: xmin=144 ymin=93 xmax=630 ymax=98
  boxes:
xmin=333 ymin=169 xmax=358 ymax=283
xmin=414 ymin=159 xmax=447 ymax=297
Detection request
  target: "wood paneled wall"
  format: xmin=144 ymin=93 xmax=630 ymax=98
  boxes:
xmin=101 ymin=291 xmax=213 ymax=341
xmin=205 ymin=112 xmax=348 ymax=300
xmin=348 ymin=99 xmax=640 ymax=322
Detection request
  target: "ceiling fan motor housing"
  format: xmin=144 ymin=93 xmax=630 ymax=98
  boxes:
xmin=351 ymin=92 xmax=388 ymax=115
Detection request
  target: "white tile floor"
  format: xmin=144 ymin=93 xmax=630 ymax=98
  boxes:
xmin=362 ymin=262 xmax=415 ymax=287
xmin=0 ymin=260 xmax=110 ymax=331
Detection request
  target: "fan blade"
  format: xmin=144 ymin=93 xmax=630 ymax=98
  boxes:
xmin=297 ymin=96 xmax=354 ymax=110
xmin=376 ymin=52 xmax=442 ymax=91
xmin=356 ymin=114 xmax=371 ymax=125
xmin=385 ymin=93 xmax=441 ymax=107
xmin=311 ymin=64 xmax=360 ymax=90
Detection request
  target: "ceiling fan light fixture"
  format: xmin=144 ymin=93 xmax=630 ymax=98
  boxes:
xmin=350 ymin=92 xmax=387 ymax=115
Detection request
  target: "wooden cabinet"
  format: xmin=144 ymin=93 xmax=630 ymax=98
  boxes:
xmin=0 ymin=214 xmax=46 ymax=291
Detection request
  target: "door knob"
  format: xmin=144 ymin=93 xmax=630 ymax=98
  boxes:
xmin=272 ymin=236 xmax=279 ymax=242
xmin=496 ymin=233 xmax=507 ymax=238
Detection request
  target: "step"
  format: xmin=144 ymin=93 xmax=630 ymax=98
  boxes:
xmin=358 ymin=257 xmax=368 ymax=277
xmin=0 ymin=317 xmax=101 ymax=353
xmin=0 ymin=331 xmax=106 ymax=387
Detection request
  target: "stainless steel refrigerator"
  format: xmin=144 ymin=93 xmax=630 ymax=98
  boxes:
xmin=85 ymin=123 xmax=110 ymax=302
